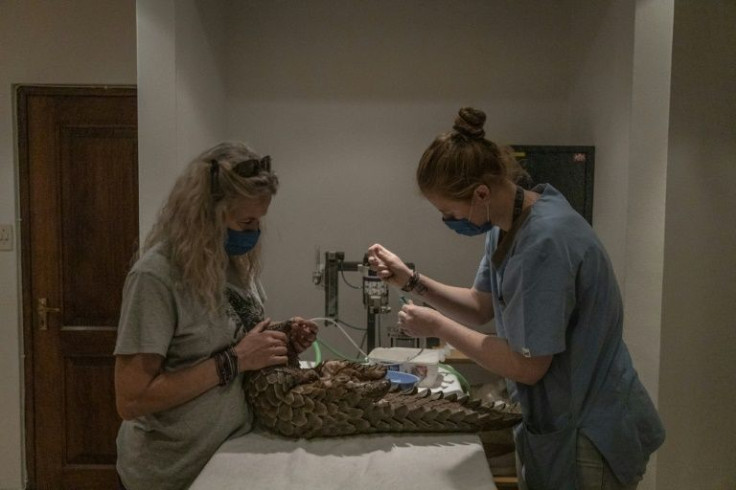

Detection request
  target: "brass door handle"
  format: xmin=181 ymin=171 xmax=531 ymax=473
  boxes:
xmin=37 ymin=298 xmax=61 ymax=331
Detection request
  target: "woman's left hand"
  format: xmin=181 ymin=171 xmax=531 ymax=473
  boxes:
xmin=289 ymin=317 xmax=319 ymax=353
xmin=397 ymin=301 xmax=444 ymax=338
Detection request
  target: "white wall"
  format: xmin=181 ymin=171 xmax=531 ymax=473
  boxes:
xmin=137 ymin=0 xmax=228 ymax=238
xmin=0 ymin=1 xmax=137 ymax=488
xmin=658 ymin=2 xmax=736 ymax=488
xmin=223 ymin=0 xmax=576 ymax=353
xmin=569 ymin=0 xmax=635 ymax=281
xmin=622 ymin=2 xmax=675 ymax=488
xmin=624 ymin=0 xmax=674 ymax=402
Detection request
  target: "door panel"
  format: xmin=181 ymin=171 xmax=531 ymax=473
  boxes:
xmin=19 ymin=86 xmax=137 ymax=490
xmin=64 ymin=355 xmax=118 ymax=465
xmin=60 ymin=126 xmax=138 ymax=327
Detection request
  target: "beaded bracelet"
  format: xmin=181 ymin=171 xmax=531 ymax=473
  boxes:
xmin=214 ymin=351 xmax=228 ymax=386
xmin=401 ymin=269 xmax=421 ymax=292
xmin=214 ymin=347 xmax=238 ymax=386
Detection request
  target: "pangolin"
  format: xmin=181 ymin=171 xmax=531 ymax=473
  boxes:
xmin=244 ymin=320 xmax=522 ymax=439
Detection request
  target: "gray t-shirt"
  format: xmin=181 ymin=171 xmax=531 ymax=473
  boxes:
xmin=114 ymin=244 xmax=262 ymax=490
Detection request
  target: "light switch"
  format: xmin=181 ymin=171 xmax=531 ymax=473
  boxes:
xmin=0 ymin=224 xmax=13 ymax=251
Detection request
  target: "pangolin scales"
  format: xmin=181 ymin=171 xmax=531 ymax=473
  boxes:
xmin=244 ymin=320 xmax=522 ymax=439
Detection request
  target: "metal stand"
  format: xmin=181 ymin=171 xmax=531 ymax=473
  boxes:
xmin=314 ymin=250 xmax=407 ymax=353
xmin=312 ymin=251 xmax=419 ymax=354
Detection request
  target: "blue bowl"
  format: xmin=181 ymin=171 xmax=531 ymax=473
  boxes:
xmin=386 ymin=370 xmax=420 ymax=391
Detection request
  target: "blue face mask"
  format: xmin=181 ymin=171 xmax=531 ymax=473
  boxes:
xmin=443 ymin=217 xmax=493 ymax=236
xmin=442 ymin=197 xmax=493 ymax=236
xmin=225 ymin=228 xmax=260 ymax=256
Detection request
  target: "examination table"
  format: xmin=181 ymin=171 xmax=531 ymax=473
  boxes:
xmin=190 ymin=367 xmax=499 ymax=490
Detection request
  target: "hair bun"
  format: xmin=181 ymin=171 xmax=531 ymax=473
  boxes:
xmin=453 ymin=107 xmax=486 ymax=139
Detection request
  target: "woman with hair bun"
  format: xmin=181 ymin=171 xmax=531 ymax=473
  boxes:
xmin=367 ymin=108 xmax=664 ymax=490
xmin=114 ymin=142 xmax=318 ymax=490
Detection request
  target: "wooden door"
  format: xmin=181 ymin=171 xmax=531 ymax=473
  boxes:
xmin=18 ymin=86 xmax=138 ymax=490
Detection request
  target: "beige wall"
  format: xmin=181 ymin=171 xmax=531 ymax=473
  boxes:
xmin=658 ymin=2 xmax=736 ymax=488
xmin=0 ymin=1 xmax=137 ymax=487
xmin=222 ymin=0 xmax=577 ymax=354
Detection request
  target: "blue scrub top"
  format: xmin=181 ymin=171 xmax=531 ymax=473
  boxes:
xmin=474 ymin=185 xmax=664 ymax=488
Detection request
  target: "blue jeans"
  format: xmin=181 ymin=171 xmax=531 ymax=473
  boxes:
xmin=516 ymin=433 xmax=639 ymax=490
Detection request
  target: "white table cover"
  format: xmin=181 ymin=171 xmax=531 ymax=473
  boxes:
xmin=190 ymin=431 xmax=496 ymax=490
xmin=190 ymin=367 xmax=496 ymax=490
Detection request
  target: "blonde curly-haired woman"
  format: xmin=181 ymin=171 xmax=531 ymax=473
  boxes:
xmin=114 ymin=142 xmax=317 ymax=490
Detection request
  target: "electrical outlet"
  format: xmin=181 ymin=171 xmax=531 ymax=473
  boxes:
xmin=0 ymin=224 xmax=13 ymax=251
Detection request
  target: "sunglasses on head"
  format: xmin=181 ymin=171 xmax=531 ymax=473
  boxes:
xmin=210 ymin=155 xmax=271 ymax=200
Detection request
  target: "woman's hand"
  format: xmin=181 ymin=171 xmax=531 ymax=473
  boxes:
xmin=366 ymin=243 xmax=413 ymax=288
xmin=232 ymin=318 xmax=288 ymax=371
xmin=397 ymin=301 xmax=445 ymax=338
xmin=289 ymin=316 xmax=319 ymax=353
